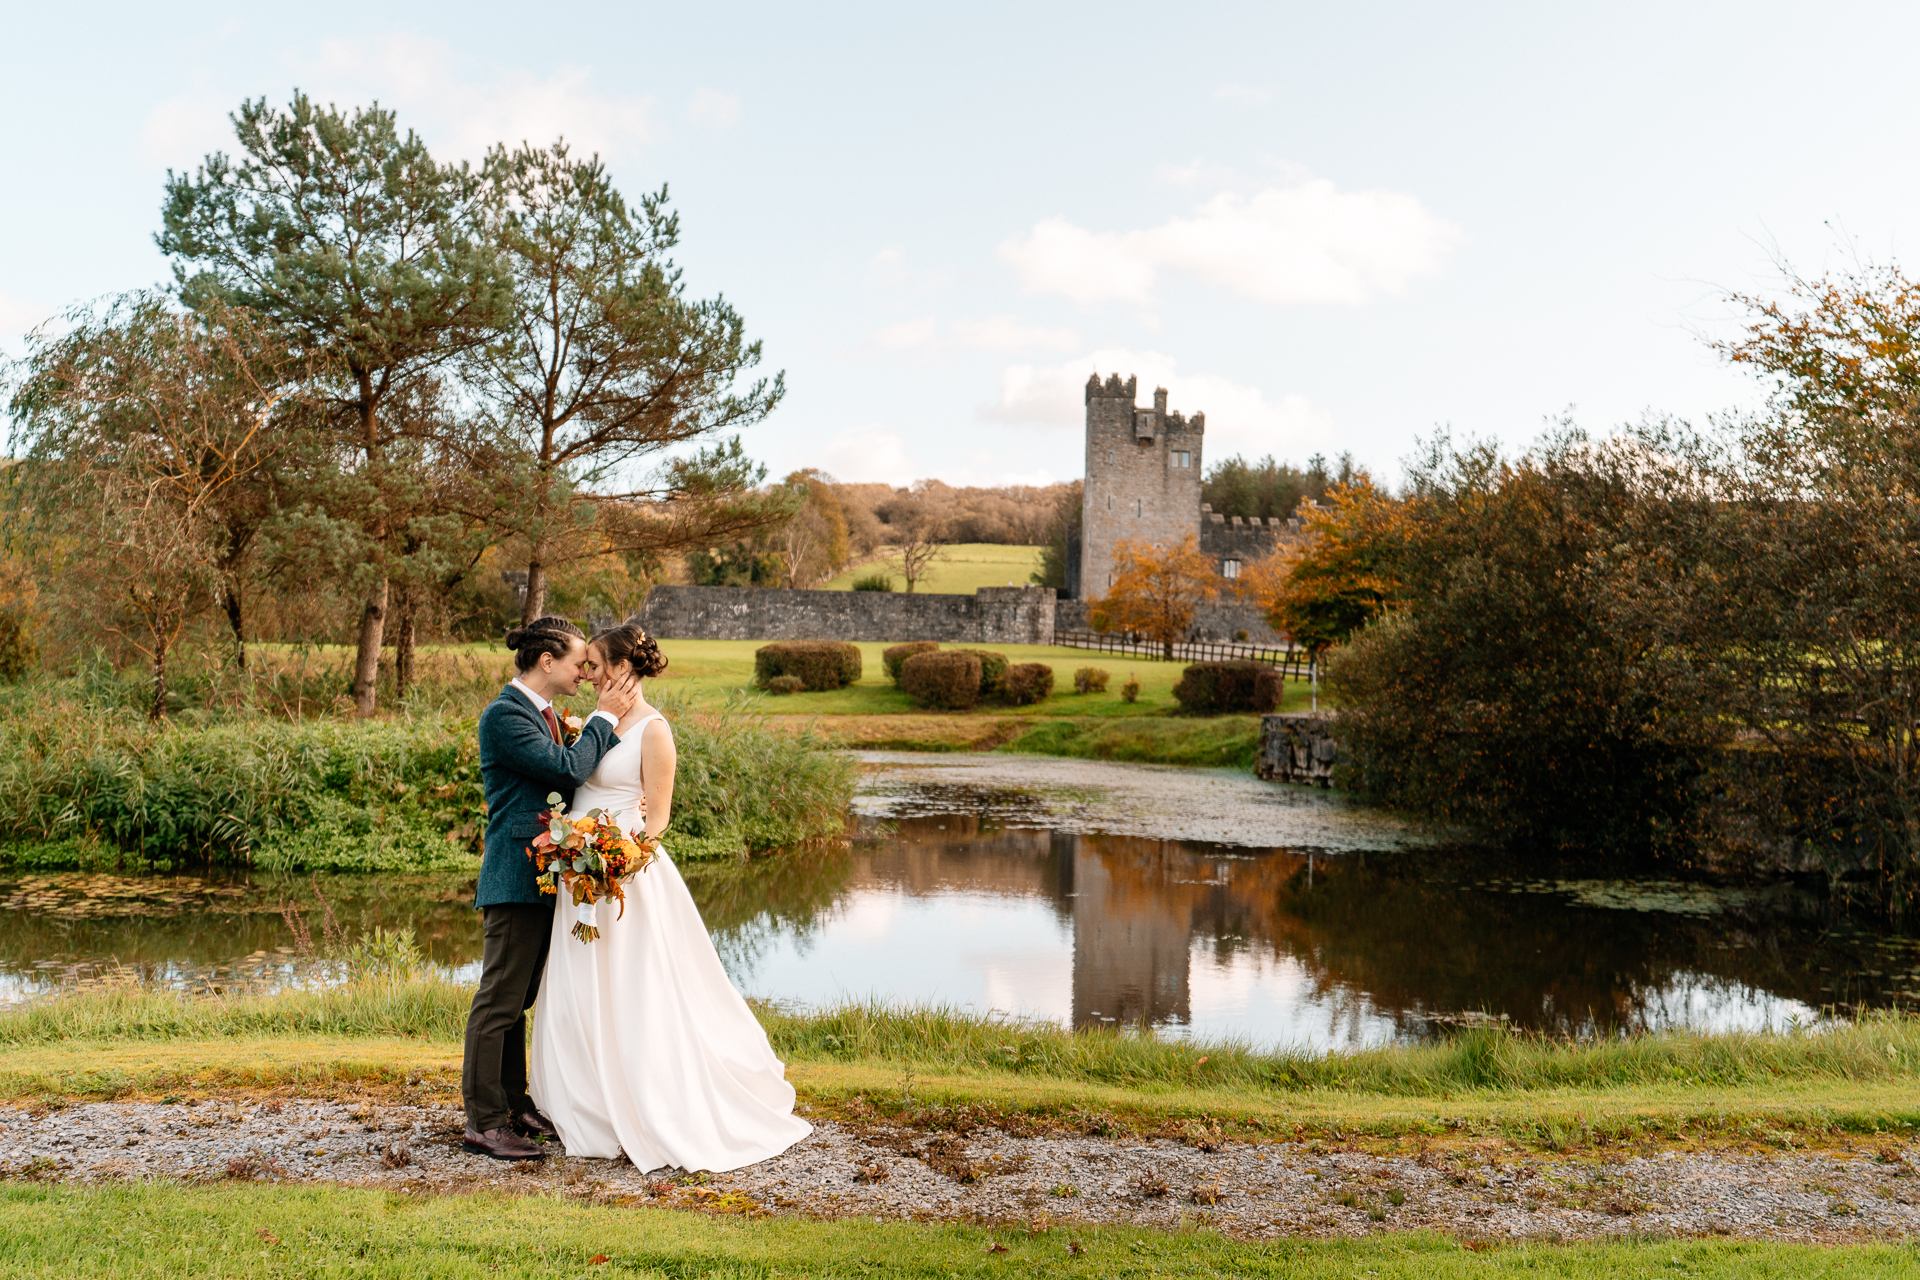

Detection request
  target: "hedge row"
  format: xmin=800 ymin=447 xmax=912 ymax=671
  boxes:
xmin=1171 ymin=660 xmax=1285 ymax=714
xmin=900 ymin=651 xmax=983 ymax=711
xmin=754 ymin=641 xmax=862 ymax=691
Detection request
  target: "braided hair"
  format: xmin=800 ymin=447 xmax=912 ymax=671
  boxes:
xmin=503 ymin=616 xmax=586 ymax=673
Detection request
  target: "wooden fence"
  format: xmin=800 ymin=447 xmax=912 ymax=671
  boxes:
xmin=1052 ymin=629 xmax=1316 ymax=680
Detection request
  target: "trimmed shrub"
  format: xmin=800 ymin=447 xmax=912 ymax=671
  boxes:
xmin=952 ymin=649 xmax=1009 ymax=697
xmin=1003 ymin=663 xmax=1054 ymax=706
xmin=852 ymin=573 xmax=894 ymax=592
xmin=1073 ymin=667 xmax=1109 ymax=695
xmin=1121 ymin=675 xmax=1141 ymax=703
xmin=765 ymin=675 xmax=805 ymax=695
xmin=1253 ymin=667 xmax=1285 ymax=713
xmin=900 ymin=651 xmax=982 ymax=711
xmin=1172 ymin=660 xmax=1272 ymax=714
xmin=754 ymin=641 xmax=861 ymax=691
xmin=882 ymin=641 xmax=941 ymax=685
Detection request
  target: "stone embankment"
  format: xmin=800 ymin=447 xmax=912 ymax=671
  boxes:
xmin=6 ymin=1097 xmax=1920 ymax=1243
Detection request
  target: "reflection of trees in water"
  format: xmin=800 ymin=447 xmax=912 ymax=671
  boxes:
xmin=9 ymin=825 xmax=1906 ymax=1039
xmin=0 ymin=871 xmax=483 ymax=974
xmin=683 ymin=844 xmax=859 ymax=980
xmin=1262 ymin=855 xmax=1845 ymax=1035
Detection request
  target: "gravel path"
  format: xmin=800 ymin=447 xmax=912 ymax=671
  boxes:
xmin=854 ymin=752 xmax=1436 ymax=852
xmin=7 ymin=1097 xmax=1918 ymax=1242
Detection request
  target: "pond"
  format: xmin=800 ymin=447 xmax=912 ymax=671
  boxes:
xmin=0 ymin=754 xmax=1902 ymax=1051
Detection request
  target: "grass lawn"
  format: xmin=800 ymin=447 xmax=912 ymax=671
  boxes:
xmin=649 ymin=639 xmax=1300 ymax=767
xmin=653 ymin=639 xmax=1314 ymax=720
xmin=13 ymin=982 xmax=1920 ymax=1152
xmin=10 ymin=1182 xmax=1916 ymax=1278
xmin=819 ymin=543 xmax=1046 ymax=594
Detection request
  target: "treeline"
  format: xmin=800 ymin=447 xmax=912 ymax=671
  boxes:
xmin=689 ymin=477 xmax=1075 ymax=589
xmin=3 ymin=93 xmax=785 ymax=717
xmin=1256 ymin=263 xmax=1920 ymax=903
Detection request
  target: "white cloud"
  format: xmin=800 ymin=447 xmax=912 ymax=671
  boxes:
xmin=1212 ymin=84 xmax=1272 ymax=107
xmin=139 ymin=91 xmax=236 ymax=169
xmin=983 ymin=348 xmax=1334 ymax=462
xmin=872 ymin=314 xmax=1080 ymax=353
xmin=817 ymin=427 xmax=919 ymax=485
xmin=303 ymin=35 xmax=659 ymax=162
xmin=999 ymin=176 xmax=1458 ymax=307
xmin=141 ymin=38 xmax=662 ymax=171
xmin=687 ymin=89 xmax=741 ymax=129
xmin=872 ymin=316 xmax=940 ymax=349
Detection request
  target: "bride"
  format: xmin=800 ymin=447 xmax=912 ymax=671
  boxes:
xmin=529 ymin=622 xmax=812 ymax=1172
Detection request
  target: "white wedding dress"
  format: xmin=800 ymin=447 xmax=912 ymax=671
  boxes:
xmin=529 ymin=713 xmax=812 ymax=1172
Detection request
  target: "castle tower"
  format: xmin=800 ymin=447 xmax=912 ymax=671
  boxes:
xmin=1079 ymin=372 xmax=1204 ymax=599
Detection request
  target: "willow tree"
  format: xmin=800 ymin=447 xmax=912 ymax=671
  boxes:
xmin=7 ymin=294 xmax=315 ymax=718
xmin=471 ymin=141 xmax=785 ymax=621
xmin=158 ymin=93 xmax=510 ymax=715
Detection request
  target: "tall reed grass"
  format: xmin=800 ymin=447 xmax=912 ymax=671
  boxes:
xmin=10 ymin=976 xmax=1920 ymax=1101
xmin=759 ymin=1000 xmax=1920 ymax=1096
xmin=0 ymin=680 xmax=854 ymax=870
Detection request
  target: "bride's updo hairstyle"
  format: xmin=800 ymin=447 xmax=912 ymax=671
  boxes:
xmin=591 ymin=622 xmax=668 ymax=680
xmin=504 ymin=615 xmax=586 ymax=673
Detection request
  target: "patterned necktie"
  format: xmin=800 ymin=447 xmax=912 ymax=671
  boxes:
xmin=541 ymin=706 xmax=563 ymax=744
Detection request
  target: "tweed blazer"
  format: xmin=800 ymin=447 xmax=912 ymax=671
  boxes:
xmin=474 ymin=684 xmax=620 ymax=909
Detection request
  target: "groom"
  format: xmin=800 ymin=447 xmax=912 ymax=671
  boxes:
xmin=462 ymin=615 xmax=636 ymax=1161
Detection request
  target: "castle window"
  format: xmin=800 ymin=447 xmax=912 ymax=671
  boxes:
xmin=1134 ymin=499 xmax=1142 ymax=517
xmin=1106 ymin=494 xmax=1112 ymax=510
xmin=1173 ymin=451 xmax=1190 ymax=468
xmin=1222 ymin=559 xmax=1241 ymax=579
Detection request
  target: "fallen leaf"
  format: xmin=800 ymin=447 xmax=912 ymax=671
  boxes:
xmin=985 ymin=1242 xmax=1009 ymax=1254
xmin=589 ymin=1254 xmax=610 ymax=1265
xmin=255 ymin=1228 xmax=279 ymax=1245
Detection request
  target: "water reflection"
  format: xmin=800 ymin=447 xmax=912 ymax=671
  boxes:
xmin=712 ymin=816 xmax=1845 ymax=1048
xmin=3 ymin=810 xmax=1910 ymax=1051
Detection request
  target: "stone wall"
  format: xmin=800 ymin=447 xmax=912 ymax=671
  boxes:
xmin=1054 ymin=599 xmax=1286 ymax=645
xmin=1258 ymin=713 xmax=1340 ymax=786
xmin=636 ymin=584 xmax=1058 ymax=645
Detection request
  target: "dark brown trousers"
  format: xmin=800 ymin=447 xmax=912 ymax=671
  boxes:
xmin=461 ymin=902 xmax=553 ymax=1133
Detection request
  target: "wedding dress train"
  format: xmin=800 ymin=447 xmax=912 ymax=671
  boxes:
xmin=529 ymin=713 xmax=812 ymax=1172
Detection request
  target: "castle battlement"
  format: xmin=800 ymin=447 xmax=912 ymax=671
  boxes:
xmin=1075 ymin=371 xmax=1282 ymax=601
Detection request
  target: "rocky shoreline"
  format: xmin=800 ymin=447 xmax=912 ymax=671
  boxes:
xmin=7 ymin=1096 xmax=1919 ymax=1243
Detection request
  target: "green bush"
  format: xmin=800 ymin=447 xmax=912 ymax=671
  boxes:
xmin=1121 ymin=675 xmax=1140 ymax=703
xmin=952 ymin=648 xmax=1009 ymax=697
xmin=1172 ymin=660 xmax=1272 ymax=714
xmin=753 ymin=640 xmax=861 ymax=691
xmin=0 ymin=615 xmax=36 ymax=684
xmin=1073 ymin=667 xmax=1109 ymax=694
xmin=1254 ymin=667 xmax=1285 ymax=712
xmin=0 ymin=686 xmax=854 ymax=869
xmin=1003 ymin=663 xmax=1054 ymax=705
xmin=900 ymin=651 xmax=981 ymax=711
xmin=765 ymin=675 xmax=805 ymax=695
xmin=851 ymin=573 xmax=894 ymax=592
xmin=882 ymin=641 xmax=940 ymax=685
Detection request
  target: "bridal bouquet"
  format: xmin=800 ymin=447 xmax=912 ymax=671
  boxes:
xmin=527 ymin=792 xmax=659 ymax=943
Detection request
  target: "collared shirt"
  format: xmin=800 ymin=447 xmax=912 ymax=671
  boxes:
xmin=511 ymin=678 xmax=618 ymax=732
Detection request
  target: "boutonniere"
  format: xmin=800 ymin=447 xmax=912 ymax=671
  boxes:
xmin=560 ymin=711 xmax=585 ymax=745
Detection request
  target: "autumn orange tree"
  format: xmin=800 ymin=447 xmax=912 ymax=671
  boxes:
xmin=1093 ymin=534 xmax=1218 ymax=658
xmin=1237 ymin=475 xmax=1405 ymax=654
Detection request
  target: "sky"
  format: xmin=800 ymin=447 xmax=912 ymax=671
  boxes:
xmin=5 ymin=2 xmax=1919 ymax=488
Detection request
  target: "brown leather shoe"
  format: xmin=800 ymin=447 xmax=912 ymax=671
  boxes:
xmin=462 ymin=1127 xmax=546 ymax=1161
xmin=513 ymin=1109 xmax=559 ymax=1141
